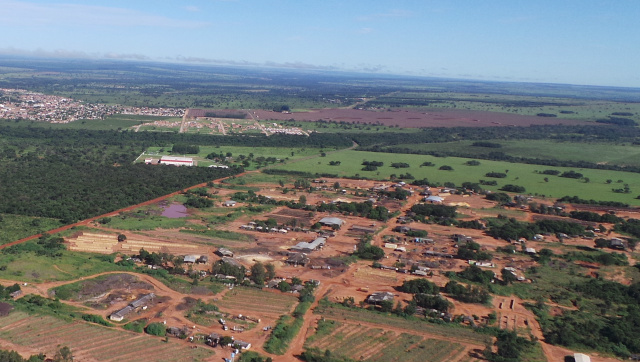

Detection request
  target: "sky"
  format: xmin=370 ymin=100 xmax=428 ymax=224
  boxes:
xmin=1 ymin=0 xmax=639 ymax=88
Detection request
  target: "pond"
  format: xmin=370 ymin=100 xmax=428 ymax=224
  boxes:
xmin=160 ymin=202 xmax=188 ymax=218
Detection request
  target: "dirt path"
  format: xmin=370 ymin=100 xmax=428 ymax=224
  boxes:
xmin=0 ymin=171 xmax=250 ymax=251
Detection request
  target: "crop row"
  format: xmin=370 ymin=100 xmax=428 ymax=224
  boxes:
xmin=0 ymin=312 xmax=213 ymax=361
xmin=316 ymin=305 xmax=489 ymax=345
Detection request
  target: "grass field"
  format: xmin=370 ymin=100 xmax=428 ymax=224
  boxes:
xmin=0 ymin=311 xmax=214 ymax=361
xmin=142 ymin=145 xmax=328 ymax=170
xmin=379 ymin=140 xmax=640 ymax=167
xmin=0 ymin=250 xmax=124 ymax=282
xmin=0 ymin=214 xmax=62 ymax=245
xmin=215 ymin=287 xmax=298 ymax=315
xmin=366 ymin=91 xmax=640 ymax=122
xmin=274 ymin=149 xmax=640 ymax=205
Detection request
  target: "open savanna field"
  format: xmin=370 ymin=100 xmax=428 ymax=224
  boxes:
xmin=273 ymin=149 xmax=640 ymax=205
xmin=0 ymin=312 xmax=214 ymax=361
xmin=140 ymin=145 xmax=328 ymax=170
xmin=376 ymin=140 xmax=640 ymax=168
xmin=362 ymin=91 xmax=640 ymax=122
xmin=0 ymin=214 xmax=61 ymax=246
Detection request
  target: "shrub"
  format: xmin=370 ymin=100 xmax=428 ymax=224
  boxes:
xmin=145 ymin=322 xmax=166 ymax=336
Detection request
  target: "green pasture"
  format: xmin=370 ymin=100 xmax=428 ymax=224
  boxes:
xmin=142 ymin=145 xmax=327 ymax=170
xmin=105 ymin=213 xmax=192 ymax=231
xmin=273 ymin=149 xmax=640 ymax=205
xmin=368 ymin=91 xmax=640 ymax=122
xmin=383 ymin=140 xmax=640 ymax=167
xmin=0 ymin=214 xmax=62 ymax=245
xmin=0 ymin=250 xmax=123 ymax=282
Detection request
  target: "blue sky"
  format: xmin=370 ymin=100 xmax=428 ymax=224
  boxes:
xmin=1 ymin=0 xmax=639 ymax=87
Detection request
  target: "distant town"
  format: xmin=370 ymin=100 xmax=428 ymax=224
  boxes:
xmin=0 ymin=88 xmax=184 ymax=123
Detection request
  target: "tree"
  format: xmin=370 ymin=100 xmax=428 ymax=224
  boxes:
xmin=501 ymin=268 xmax=517 ymax=285
xmin=277 ymin=280 xmax=291 ymax=292
xmin=380 ymin=300 xmax=394 ymax=313
xmin=117 ymin=234 xmax=127 ymax=242
xmin=145 ymin=322 xmax=166 ymax=336
xmin=594 ymin=238 xmax=610 ymax=248
xmin=52 ymin=347 xmax=73 ymax=362
xmin=220 ymin=335 xmax=234 ymax=346
xmin=251 ymin=262 xmax=266 ymax=285
xmin=265 ymin=263 xmax=276 ymax=280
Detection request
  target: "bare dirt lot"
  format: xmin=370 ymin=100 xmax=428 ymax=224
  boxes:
xmin=252 ymin=108 xmax=587 ymax=128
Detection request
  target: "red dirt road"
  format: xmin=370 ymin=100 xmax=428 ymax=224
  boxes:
xmin=0 ymin=171 xmax=250 ymax=250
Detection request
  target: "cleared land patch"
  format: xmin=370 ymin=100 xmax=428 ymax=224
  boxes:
xmin=215 ymin=287 xmax=298 ymax=316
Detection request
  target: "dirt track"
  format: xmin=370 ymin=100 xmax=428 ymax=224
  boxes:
xmin=0 ymin=171 xmax=251 ymax=251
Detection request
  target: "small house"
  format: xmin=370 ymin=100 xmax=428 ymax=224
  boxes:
xmin=223 ymin=200 xmax=237 ymax=207
xmin=367 ymin=292 xmax=394 ymax=305
xmin=183 ymin=255 xmax=198 ymax=263
xmin=216 ymin=248 xmax=234 ymax=257
xmin=574 ymin=353 xmax=591 ymax=362
xmin=424 ymin=196 xmax=444 ymax=204
xmin=318 ymin=217 xmax=345 ymax=228
xmin=610 ymin=238 xmax=628 ymax=250
xmin=234 ymin=340 xmax=251 ymax=350
xmin=285 ymin=253 xmax=310 ymax=267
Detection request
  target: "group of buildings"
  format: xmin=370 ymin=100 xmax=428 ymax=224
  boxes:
xmin=0 ymin=88 xmax=183 ymax=123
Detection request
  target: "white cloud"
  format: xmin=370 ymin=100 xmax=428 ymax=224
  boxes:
xmin=0 ymin=1 xmax=209 ymax=28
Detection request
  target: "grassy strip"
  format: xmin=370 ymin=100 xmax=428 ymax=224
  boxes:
xmin=179 ymin=228 xmax=252 ymax=242
xmin=0 ymin=214 xmax=62 ymax=245
xmin=264 ymin=301 xmax=312 ymax=355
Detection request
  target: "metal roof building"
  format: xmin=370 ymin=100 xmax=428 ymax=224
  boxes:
xmin=574 ymin=353 xmax=591 ymax=362
xmin=319 ymin=217 xmax=345 ymax=227
xmin=290 ymin=237 xmax=326 ymax=252
xmin=159 ymin=156 xmax=194 ymax=166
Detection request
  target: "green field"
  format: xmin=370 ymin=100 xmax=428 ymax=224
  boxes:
xmin=0 ymin=249 xmax=123 ymax=282
xmin=142 ymin=145 xmax=328 ymax=170
xmin=0 ymin=214 xmax=62 ymax=245
xmin=273 ymin=149 xmax=640 ymax=205
xmin=379 ymin=140 xmax=640 ymax=167
xmin=0 ymin=311 xmax=214 ymax=361
xmin=365 ymin=91 xmax=640 ymax=122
